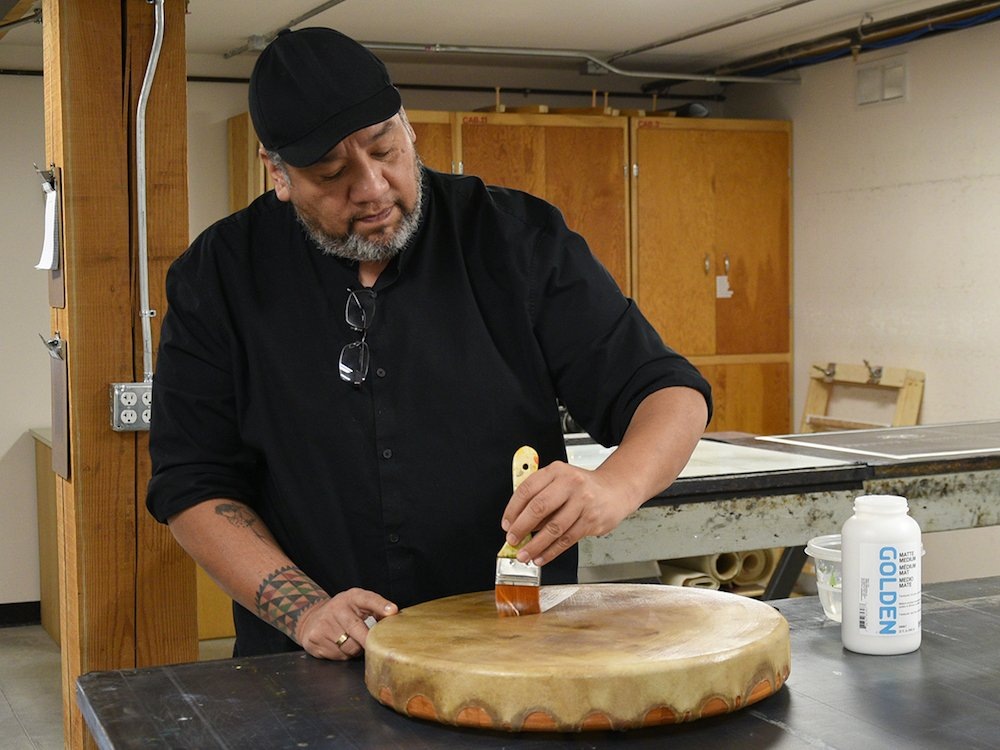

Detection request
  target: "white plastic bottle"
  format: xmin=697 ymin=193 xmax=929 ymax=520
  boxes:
xmin=840 ymin=494 xmax=922 ymax=655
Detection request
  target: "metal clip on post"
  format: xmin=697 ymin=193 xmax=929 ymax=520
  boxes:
xmin=39 ymin=332 xmax=65 ymax=361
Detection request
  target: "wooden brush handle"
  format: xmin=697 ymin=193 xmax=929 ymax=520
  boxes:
xmin=512 ymin=445 xmax=538 ymax=491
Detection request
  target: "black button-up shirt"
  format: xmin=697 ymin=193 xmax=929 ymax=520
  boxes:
xmin=148 ymin=168 xmax=711 ymax=655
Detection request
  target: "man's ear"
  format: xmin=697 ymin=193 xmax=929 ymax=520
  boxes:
xmin=260 ymin=147 xmax=291 ymax=202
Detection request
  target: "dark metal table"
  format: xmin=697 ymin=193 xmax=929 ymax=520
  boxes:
xmin=78 ymin=577 xmax=1000 ymax=749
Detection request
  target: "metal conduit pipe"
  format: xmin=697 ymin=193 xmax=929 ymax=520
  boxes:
xmin=606 ymin=0 xmax=819 ymax=63
xmin=136 ymin=0 xmax=165 ymax=383
xmin=219 ymin=0 xmax=796 ymax=85
xmin=362 ymin=41 xmax=798 ymax=85
xmin=223 ymin=0 xmax=349 ymax=58
xmin=714 ymin=0 xmax=1000 ymax=75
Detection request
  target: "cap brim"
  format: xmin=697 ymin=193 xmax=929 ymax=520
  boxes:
xmin=277 ymin=85 xmax=402 ymax=167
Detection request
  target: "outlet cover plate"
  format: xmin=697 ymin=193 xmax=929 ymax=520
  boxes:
xmin=110 ymin=382 xmax=152 ymax=431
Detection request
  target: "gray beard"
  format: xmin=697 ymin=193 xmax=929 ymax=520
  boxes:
xmin=295 ymin=164 xmax=424 ymax=263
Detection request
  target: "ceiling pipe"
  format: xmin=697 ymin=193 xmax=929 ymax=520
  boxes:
xmin=218 ymin=0 xmax=795 ymax=84
xmin=714 ymin=0 xmax=1000 ymax=75
xmin=606 ymin=0 xmax=820 ymax=63
xmin=223 ymin=0 xmax=350 ymax=58
xmin=362 ymin=41 xmax=799 ymax=85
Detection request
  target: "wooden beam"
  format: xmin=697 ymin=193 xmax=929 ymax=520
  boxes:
xmin=42 ymin=1 xmax=195 ymax=747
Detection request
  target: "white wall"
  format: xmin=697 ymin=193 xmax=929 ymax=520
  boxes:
xmin=0 ymin=73 xmax=49 ymax=604
xmin=727 ymin=22 xmax=1000 ymax=427
xmin=726 ymin=21 xmax=1000 ymax=581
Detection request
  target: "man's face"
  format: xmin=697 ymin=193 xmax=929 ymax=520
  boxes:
xmin=265 ymin=113 xmax=422 ymax=262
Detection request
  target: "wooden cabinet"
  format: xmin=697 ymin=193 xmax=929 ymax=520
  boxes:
xmin=228 ymin=111 xmax=791 ymax=434
xmin=407 ymin=110 xmax=454 ymax=175
xmin=696 ymin=361 xmax=791 ymax=436
xmin=631 ymin=118 xmax=792 ymax=433
xmin=457 ymin=112 xmax=631 ymax=294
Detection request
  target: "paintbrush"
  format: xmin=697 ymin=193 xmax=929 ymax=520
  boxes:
xmin=495 ymin=445 xmax=541 ymax=617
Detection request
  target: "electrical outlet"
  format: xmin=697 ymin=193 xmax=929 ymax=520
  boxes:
xmin=111 ymin=382 xmax=152 ymax=431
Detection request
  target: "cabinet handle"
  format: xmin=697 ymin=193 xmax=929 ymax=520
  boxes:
xmin=704 ymin=254 xmax=711 ymax=275
xmin=724 ymin=254 xmax=730 ymax=275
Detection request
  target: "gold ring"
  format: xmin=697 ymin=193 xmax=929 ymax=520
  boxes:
xmin=335 ymin=632 xmax=350 ymax=648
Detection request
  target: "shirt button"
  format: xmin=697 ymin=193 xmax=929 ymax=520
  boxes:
xmin=388 ymin=533 xmax=400 ymax=544
xmin=376 ymin=367 xmax=387 ymax=378
xmin=382 ymin=448 xmax=393 ymax=459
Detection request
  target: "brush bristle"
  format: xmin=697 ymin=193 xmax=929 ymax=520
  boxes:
xmin=495 ymin=583 xmax=541 ymax=617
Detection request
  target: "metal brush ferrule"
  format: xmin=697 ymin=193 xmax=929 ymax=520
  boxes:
xmin=495 ymin=557 xmax=540 ymax=586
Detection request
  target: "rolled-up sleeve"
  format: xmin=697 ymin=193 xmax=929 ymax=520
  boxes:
xmin=146 ymin=233 xmax=261 ymax=523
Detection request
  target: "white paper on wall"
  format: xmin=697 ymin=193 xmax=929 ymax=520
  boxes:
xmin=36 ymin=180 xmax=60 ymax=271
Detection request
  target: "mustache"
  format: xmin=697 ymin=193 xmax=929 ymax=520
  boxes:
xmin=348 ymin=203 xmax=401 ymax=233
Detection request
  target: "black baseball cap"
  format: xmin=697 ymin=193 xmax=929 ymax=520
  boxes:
xmin=249 ymin=28 xmax=402 ymax=167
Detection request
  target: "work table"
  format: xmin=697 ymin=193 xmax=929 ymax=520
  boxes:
xmin=575 ymin=421 xmax=1000 ymax=585
xmin=77 ymin=576 xmax=1000 ymax=749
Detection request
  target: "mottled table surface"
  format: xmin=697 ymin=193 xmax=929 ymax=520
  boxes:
xmin=78 ymin=577 xmax=1000 ymax=749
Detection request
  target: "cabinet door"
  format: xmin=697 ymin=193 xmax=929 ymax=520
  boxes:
xmin=634 ymin=125 xmax=718 ymax=355
xmin=459 ymin=114 xmax=630 ymax=294
xmin=698 ymin=361 xmax=791 ymax=434
xmin=407 ymin=110 xmax=455 ymax=175
xmin=712 ymin=129 xmax=790 ymax=355
xmin=633 ymin=121 xmax=790 ymax=356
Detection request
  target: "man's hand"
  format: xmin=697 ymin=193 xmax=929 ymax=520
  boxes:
xmin=293 ymin=587 xmax=398 ymax=660
xmin=500 ymin=461 xmax=631 ymax=566
xmin=169 ymin=500 xmax=399 ymax=660
xmin=500 ymin=386 xmax=707 ymax=566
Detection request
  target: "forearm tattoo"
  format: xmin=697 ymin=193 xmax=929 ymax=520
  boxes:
xmin=214 ymin=502 xmax=267 ymax=542
xmin=256 ymin=565 xmax=330 ymax=640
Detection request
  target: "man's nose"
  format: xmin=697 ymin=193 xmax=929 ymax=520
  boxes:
xmin=350 ymin=159 xmax=389 ymax=204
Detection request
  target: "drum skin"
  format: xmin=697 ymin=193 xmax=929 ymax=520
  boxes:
xmin=364 ymin=584 xmax=791 ymax=732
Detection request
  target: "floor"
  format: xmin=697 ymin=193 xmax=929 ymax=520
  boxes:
xmin=0 ymin=625 xmax=234 ymax=749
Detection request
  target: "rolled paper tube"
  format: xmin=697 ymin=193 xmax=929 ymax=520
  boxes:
xmin=733 ymin=550 xmax=767 ymax=585
xmin=762 ymin=548 xmax=782 ymax=580
xmin=733 ymin=548 xmax=783 ymax=586
xmin=669 ymin=553 xmax=742 ymax=583
xmin=658 ymin=564 xmax=720 ymax=589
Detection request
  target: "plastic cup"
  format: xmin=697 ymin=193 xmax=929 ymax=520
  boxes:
xmin=805 ymin=534 xmax=842 ymax=622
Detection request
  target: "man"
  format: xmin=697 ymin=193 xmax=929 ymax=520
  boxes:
xmin=147 ymin=27 xmax=711 ymax=660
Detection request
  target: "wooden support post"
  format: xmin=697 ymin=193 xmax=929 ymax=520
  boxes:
xmin=42 ymin=1 xmax=196 ymax=747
